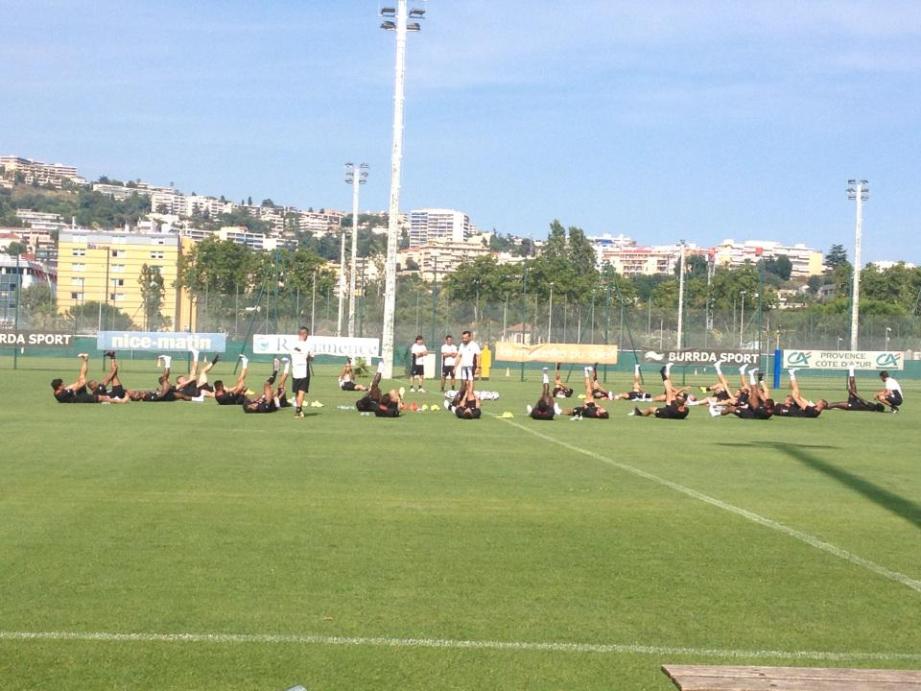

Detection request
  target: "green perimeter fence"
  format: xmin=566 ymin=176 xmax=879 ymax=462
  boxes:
xmin=4 ymin=285 xmax=921 ymax=379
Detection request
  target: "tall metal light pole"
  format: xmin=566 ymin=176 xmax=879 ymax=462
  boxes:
xmin=847 ymin=179 xmax=869 ymax=351
xmin=336 ymin=224 xmax=347 ymax=336
xmin=548 ymin=281 xmax=554 ymax=342
xmin=676 ymin=241 xmax=686 ymax=349
xmin=739 ymin=290 xmax=747 ymax=349
xmin=379 ymin=1 xmax=426 ymax=377
xmin=345 ymin=162 xmax=368 ymax=337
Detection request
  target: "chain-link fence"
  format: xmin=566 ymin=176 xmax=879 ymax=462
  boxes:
xmin=4 ymin=281 xmax=921 ymax=371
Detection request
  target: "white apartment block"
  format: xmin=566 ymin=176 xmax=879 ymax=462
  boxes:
xmin=295 ymin=209 xmax=346 ymax=235
xmin=712 ymin=239 xmax=823 ymax=277
xmin=398 ymin=238 xmax=491 ymax=281
xmin=408 ymin=209 xmax=471 ymax=246
xmin=0 ymin=155 xmax=86 ymax=188
xmin=15 ymin=209 xmax=71 ymax=234
xmin=592 ymin=236 xmax=693 ymax=276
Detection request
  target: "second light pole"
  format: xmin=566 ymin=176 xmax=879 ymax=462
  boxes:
xmin=345 ymin=162 xmax=368 ymax=338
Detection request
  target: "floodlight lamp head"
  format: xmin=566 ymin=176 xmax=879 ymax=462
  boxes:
xmin=380 ymin=20 xmax=396 ymax=30
xmin=409 ymin=8 xmax=426 ymax=18
xmin=848 ymin=179 xmax=857 ymax=185
xmin=407 ymin=22 xmax=422 ymax=31
xmin=380 ymin=7 xmax=396 ymax=17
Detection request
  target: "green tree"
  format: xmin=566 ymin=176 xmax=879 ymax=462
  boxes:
xmin=4 ymin=241 xmax=26 ymax=256
xmin=139 ymin=264 xmax=167 ymax=330
xmin=66 ymin=302 xmax=134 ymax=330
xmin=825 ymin=244 xmax=849 ymax=271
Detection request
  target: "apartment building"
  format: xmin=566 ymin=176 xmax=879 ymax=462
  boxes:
xmin=398 ymin=237 xmax=492 ymax=281
xmin=712 ymin=239 xmax=823 ymax=277
xmin=56 ymin=230 xmax=194 ymax=329
xmin=408 ymin=209 xmax=472 ymax=246
xmin=0 ymin=155 xmax=86 ymax=188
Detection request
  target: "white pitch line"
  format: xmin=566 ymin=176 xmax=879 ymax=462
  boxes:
xmin=2 ymin=630 xmax=921 ymax=663
xmin=494 ymin=416 xmax=921 ymax=595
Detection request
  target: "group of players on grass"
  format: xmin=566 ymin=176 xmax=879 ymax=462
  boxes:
xmin=51 ymin=325 xmax=905 ymax=421
xmin=521 ymin=358 xmax=903 ymax=421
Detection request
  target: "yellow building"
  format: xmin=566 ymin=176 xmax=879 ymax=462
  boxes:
xmin=57 ymin=231 xmax=195 ymax=330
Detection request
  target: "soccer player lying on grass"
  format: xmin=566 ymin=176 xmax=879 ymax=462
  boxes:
xmin=174 ymin=350 xmax=218 ymax=401
xmin=51 ymin=353 xmax=128 ymax=404
xmin=446 ymin=386 xmax=482 ymax=419
xmin=213 ymin=355 xmax=250 ymax=405
xmin=774 ymin=369 xmax=828 ymax=418
xmin=630 ymin=363 xmax=689 ymax=419
xmin=125 ymin=355 xmax=181 ymax=401
xmin=242 ymin=360 xmax=288 ymax=413
xmin=827 ymin=367 xmax=887 ymax=412
xmin=875 ymin=370 xmax=903 ymax=413
xmin=527 ymin=367 xmax=562 ymax=420
xmin=716 ymin=367 xmax=774 ymax=419
xmin=338 ymin=358 xmax=368 ymax=391
xmin=589 ymin=363 xmax=615 ymax=400
xmin=552 ymin=363 xmax=574 ymax=398
xmin=697 ymin=360 xmax=737 ymax=403
xmin=356 ymin=361 xmax=385 ymax=412
xmin=87 ymin=350 xmax=127 ymax=401
xmin=613 ymin=363 xmax=656 ymax=402
xmin=562 ymin=366 xmax=610 ymax=419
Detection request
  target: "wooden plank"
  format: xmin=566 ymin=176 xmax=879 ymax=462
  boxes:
xmin=663 ymin=665 xmax=921 ymax=690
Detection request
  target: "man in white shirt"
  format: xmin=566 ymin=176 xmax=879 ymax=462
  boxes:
xmin=286 ymin=326 xmax=314 ymax=418
xmin=455 ymin=330 xmax=481 ymax=398
xmin=409 ymin=335 xmax=428 ymax=393
xmin=440 ymin=334 xmax=458 ymax=392
xmin=875 ymin=370 xmax=904 ymax=413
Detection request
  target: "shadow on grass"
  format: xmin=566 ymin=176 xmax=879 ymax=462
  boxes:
xmin=722 ymin=441 xmax=921 ymax=531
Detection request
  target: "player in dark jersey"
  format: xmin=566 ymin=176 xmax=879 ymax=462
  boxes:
xmin=552 ymin=363 xmax=574 ymax=398
xmin=697 ymin=360 xmax=740 ymax=404
xmin=213 ymin=355 xmax=251 ymax=405
xmin=527 ymin=367 xmax=560 ymax=420
xmin=448 ymin=388 xmax=482 ymax=419
xmin=715 ymin=367 xmax=774 ymax=419
xmin=173 ymin=350 xmax=217 ymax=401
xmin=774 ymin=369 xmax=828 ymax=418
xmin=563 ymin=366 xmax=610 ymax=419
xmin=613 ymin=364 xmax=655 ymax=402
xmin=86 ymin=351 xmax=127 ymax=401
xmin=588 ymin=363 xmax=615 ymax=400
xmin=51 ymin=353 xmax=127 ymax=404
xmin=827 ymin=367 xmax=887 ymax=412
xmin=242 ymin=362 xmax=284 ymax=413
xmin=124 ymin=355 xmax=184 ymax=402
xmin=630 ymin=363 xmax=690 ymax=419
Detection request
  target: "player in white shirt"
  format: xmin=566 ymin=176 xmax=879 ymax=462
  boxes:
xmin=286 ymin=326 xmax=314 ymax=418
xmin=455 ymin=330 xmax=481 ymax=399
xmin=440 ymin=334 xmax=458 ymax=392
xmin=875 ymin=370 xmax=904 ymax=413
xmin=409 ymin=335 xmax=428 ymax=393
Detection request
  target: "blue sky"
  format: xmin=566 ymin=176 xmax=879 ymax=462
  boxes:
xmin=3 ymin=1 xmax=921 ymax=262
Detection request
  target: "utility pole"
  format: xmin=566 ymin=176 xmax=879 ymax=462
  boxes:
xmin=337 ymin=226 xmax=346 ymax=336
xmin=847 ymin=179 xmax=869 ymax=351
xmin=379 ymin=0 xmax=426 ymax=377
xmin=676 ymin=241 xmax=686 ymax=349
xmin=345 ymin=162 xmax=368 ymax=337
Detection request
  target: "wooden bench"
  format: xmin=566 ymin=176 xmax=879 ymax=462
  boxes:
xmin=662 ymin=665 xmax=921 ymax=690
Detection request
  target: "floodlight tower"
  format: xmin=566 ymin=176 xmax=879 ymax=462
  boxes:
xmin=847 ymin=179 xmax=869 ymax=351
xmin=345 ymin=162 xmax=369 ymax=337
xmin=379 ymin=0 xmax=426 ymax=377
xmin=676 ymin=241 xmax=686 ymax=349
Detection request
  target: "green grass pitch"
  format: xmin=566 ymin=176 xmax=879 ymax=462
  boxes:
xmin=1 ymin=358 xmax=920 ymax=689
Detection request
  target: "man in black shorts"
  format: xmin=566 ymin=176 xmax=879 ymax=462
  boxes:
xmin=527 ymin=367 xmax=560 ymax=420
xmin=716 ymin=367 xmax=774 ymax=419
xmin=875 ymin=370 xmax=904 ymax=413
xmin=175 ymin=350 xmax=218 ymax=402
xmin=552 ymin=363 xmax=574 ymax=398
xmin=125 ymin=355 xmax=187 ymax=402
xmin=440 ymin=334 xmax=458 ymax=392
xmin=338 ymin=358 xmax=368 ymax=392
xmin=286 ymin=326 xmax=314 ymax=418
xmin=630 ymin=363 xmax=689 ymax=419
xmin=827 ymin=367 xmax=886 ymax=412
xmin=613 ymin=364 xmax=655 ymax=402
xmin=774 ymin=369 xmax=828 ymax=418
xmin=409 ymin=335 xmax=428 ymax=393
xmin=87 ymin=351 xmax=128 ymax=401
xmin=563 ymin=366 xmax=610 ymax=419
xmin=213 ymin=355 xmax=251 ymax=405
xmin=242 ymin=362 xmax=285 ymax=413
xmin=589 ymin=363 xmax=614 ymax=400
xmin=51 ymin=353 xmax=127 ymax=404
xmin=446 ymin=387 xmax=482 ymax=419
